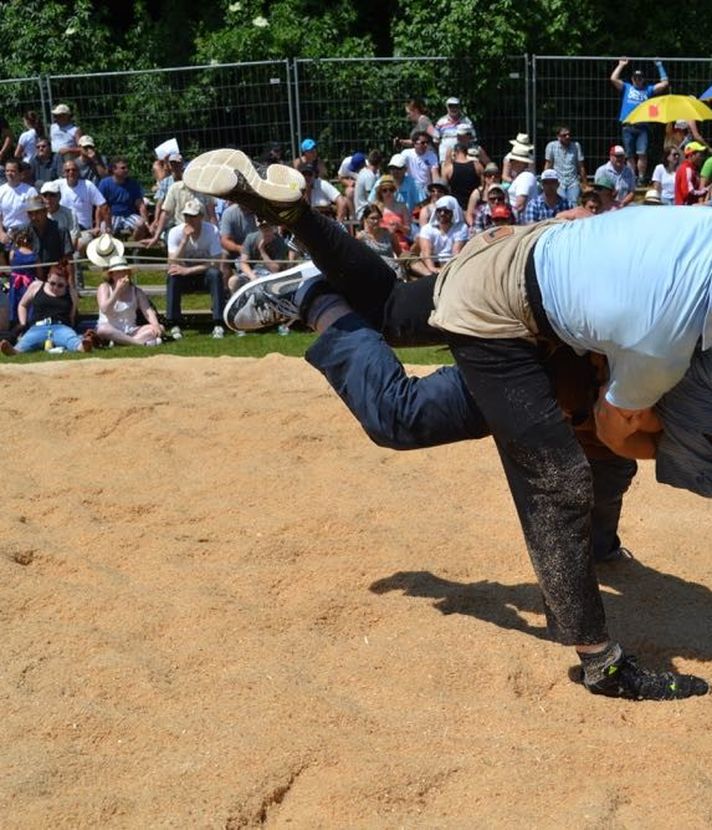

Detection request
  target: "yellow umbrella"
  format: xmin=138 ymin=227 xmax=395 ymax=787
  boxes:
xmin=626 ymin=94 xmax=712 ymax=124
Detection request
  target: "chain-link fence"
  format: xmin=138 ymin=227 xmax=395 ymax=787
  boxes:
xmin=3 ymin=55 xmax=712 ymax=181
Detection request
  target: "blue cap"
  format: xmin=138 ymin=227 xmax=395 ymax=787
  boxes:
xmin=655 ymin=346 xmax=712 ymax=498
xmin=348 ymin=152 xmax=366 ymax=172
xmin=301 ymin=138 xmax=316 ymax=152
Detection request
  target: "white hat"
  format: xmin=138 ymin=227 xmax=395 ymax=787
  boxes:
xmin=456 ymin=123 xmax=473 ymax=135
xmin=86 ymin=233 xmax=125 ymax=267
xmin=541 ymin=169 xmax=559 ymax=181
xmin=446 ymin=96 xmax=460 ymax=106
xmin=387 ymin=153 xmax=406 ymax=168
xmin=40 ymin=180 xmax=61 ymax=195
xmin=182 ymin=198 xmax=204 ymax=216
xmin=509 ymin=132 xmax=532 ymax=147
xmin=509 ymin=141 xmax=534 ymax=164
xmin=106 ymin=255 xmax=132 ymax=273
xmin=78 ymin=135 xmax=95 ymax=147
xmin=643 ymin=188 xmax=662 ymax=204
xmin=52 ymin=103 xmax=71 ymax=115
xmin=168 ymin=152 xmax=184 ymax=163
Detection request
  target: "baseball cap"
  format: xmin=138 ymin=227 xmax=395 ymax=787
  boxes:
xmin=487 ymin=182 xmax=505 ymax=195
xmin=685 ymin=141 xmax=707 ymax=155
xmin=456 ymin=123 xmax=472 ymax=135
xmin=593 ymin=172 xmax=616 ymax=190
xmin=484 ymin=162 xmax=500 ymax=175
xmin=541 ymin=169 xmax=559 ymax=181
xmin=168 ymin=152 xmax=184 ymax=163
xmin=491 ymin=203 xmax=512 ymax=220
xmin=446 ymin=96 xmax=460 ymax=106
xmin=40 ymin=181 xmax=61 ymax=195
xmin=674 ymin=120 xmax=689 ymax=129
xmin=26 ymin=195 xmax=46 ymax=212
xmin=300 ymin=138 xmax=317 ymax=152
xmin=387 ymin=153 xmax=406 ymax=168
xmin=348 ymin=151 xmax=366 ymax=172
xmin=78 ymin=135 xmax=95 ymax=148
xmin=609 ymin=144 xmax=626 ymax=156
xmin=182 ymin=198 xmax=204 ymax=216
xmin=632 ymin=69 xmax=644 ymax=77
xmin=52 ymin=103 xmax=71 ymax=115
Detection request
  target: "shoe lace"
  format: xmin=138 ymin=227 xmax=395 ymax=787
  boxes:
xmin=615 ymin=655 xmax=708 ymax=700
xmin=252 ymin=290 xmax=297 ymax=325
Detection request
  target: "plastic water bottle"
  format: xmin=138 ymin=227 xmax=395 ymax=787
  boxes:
xmin=44 ymin=328 xmax=54 ymax=351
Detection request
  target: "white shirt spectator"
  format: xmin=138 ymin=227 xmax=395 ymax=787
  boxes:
xmin=167 ymin=221 xmax=223 ymax=263
xmin=16 ymin=128 xmax=39 ymax=163
xmin=309 ymin=178 xmax=341 ymax=209
xmin=402 ymin=147 xmax=439 ymax=191
xmin=652 ymin=163 xmax=676 ymax=204
xmin=354 ymin=166 xmax=377 ymax=219
xmin=50 ymin=122 xmax=80 ymax=154
xmin=418 ymin=222 xmax=468 ymax=262
xmin=56 ymin=177 xmax=106 ymax=229
xmin=508 ymin=171 xmax=538 ymax=212
xmin=0 ymin=181 xmax=38 ymax=230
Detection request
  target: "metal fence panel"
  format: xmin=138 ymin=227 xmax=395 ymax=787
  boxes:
xmin=0 ymin=77 xmax=46 ymax=142
xmin=532 ymin=55 xmax=712 ymax=174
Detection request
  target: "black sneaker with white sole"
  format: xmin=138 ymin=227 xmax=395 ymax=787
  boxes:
xmin=224 ymin=262 xmax=324 ymax=332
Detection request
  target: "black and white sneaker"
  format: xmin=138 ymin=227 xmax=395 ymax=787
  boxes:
xmin=184 ymin=148 xmax=306 ymax=226
xmin=224 ymin=261 xmax=323 ymax=332
xmin=584 ymin=652 xmax=708 ymax=700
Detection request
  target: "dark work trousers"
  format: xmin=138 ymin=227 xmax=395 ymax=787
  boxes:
xmin=165 ymin=266 xmax=225 ymax=324
xmin=294 ymin=208 xmax=629 ymax=644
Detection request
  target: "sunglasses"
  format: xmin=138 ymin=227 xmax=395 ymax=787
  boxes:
xmin=559 ymin=133 xmax=571 ymax=138
xmin=436 ymin=207 xmax=453 ymax=214
xmin=379 ymin=186 xmax=395 ymax=193
xmin=48 ymin=280 xmax=67 ymax=288
xmin=488 ymin=194 xmax=505 ymax=202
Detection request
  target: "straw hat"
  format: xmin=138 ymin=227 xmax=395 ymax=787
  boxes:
xmin=86 ymin=233 xmax=125 ymax=267
xmin=106 ymin=255 xmax=133 ymax=273
xmin=509 ymin=141 xmax=534 ymax=164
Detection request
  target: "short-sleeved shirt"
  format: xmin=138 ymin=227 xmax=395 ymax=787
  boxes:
xmin=308 ymin=178 xmax=340 ymax=208
xmin=523 ymin=193 xmax=572 ymax=224
xmin=77 ymin=154 xmax=109 ymax=184
xmin=0 ymin=182 xmax=38 ymax=229
xmin=534 ymin=207 xmax=712 ymax=409
xmin=167 ymin=221 xmax=223 ymax=263
xmin=47 ymin=205 xmax=78 ymax=238
xmin=98 ymin=177 xmax=144 ymax=217
xmin=354 ymin=167 xmax=377 ymax=218
xmin=508 ymin=171 xmax=538 ymax=213
xmin=31 ymin=153 xmax=62 ymax=188
xmin=56 ymin=178 xmax=106 ymax=229
xmin=50 ymin=122 xmax=80 ymax=154
xmin=594 ymin=161 xmax=636 ymax=203
xmin=434 ymin=115 xmax=476 ymax=162
xmin=368 ymin=173 xmax=419 ymax=212
xmin=17 ymin=128 xmax=38 ymax=163
xmin=22 ymin=219 xmax=73 ymax=274
xmin=618 ymin=81 xmax=656 ymax=122
xmin=401 ymin=147 xmax=439 ymax=191
xmin=242 ymin=230 xmax=289 ymax=264
xmin=219 ymin=204 xmax=257 ymax=250
xmin=418 ymin=222 xmax=468 ymax=261
xmin=651 ymin=163 xmax=676 ymax=203
xmin=162 ymin=180 xmax=215 ymax=225
xmin=544 ymin=140 xmax=584 ymax=187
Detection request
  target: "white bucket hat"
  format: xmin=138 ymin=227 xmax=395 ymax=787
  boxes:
xmin=509 ymin=132 xmax=532 ymax=147
xmin=86 ymin=233 xmax=125 ymax=267
xmin=509 ymin=141 xmax=534 ymax=164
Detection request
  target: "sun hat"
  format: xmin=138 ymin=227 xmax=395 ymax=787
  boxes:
xmin=182 ymin=198 xmax=204 ymax=216
xmin=52 ymin=103 xmax=71 ymax=115
xmin=376 ymin=174 xmax=397 ymax=192
xmin=484 ymin=162 xmax=500 ymax=174
xmin=26 ymin=195 xmax=47 ymax=212
xmin=509 ymin=132 xmax=532 ymax=147
xmin=168 ymin=152 xmax=184 ymax=163
xmin=509 ymin=141 xmax=534 ymax=163
xmin=106 ymin=255 xmax=132 ymax=273
xmin=86 ymin=233 xmax=125 ymax=267
xmin=643 ymin=188 xmax=662 ymax=204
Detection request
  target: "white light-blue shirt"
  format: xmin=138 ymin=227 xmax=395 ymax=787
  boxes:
xmin=534 ymin=207 xmax=712 ymax=409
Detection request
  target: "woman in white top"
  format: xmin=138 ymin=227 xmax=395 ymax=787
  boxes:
xmin=651 ymin=145 xmax=680 ymax=205
xmin=14 ymin=111 xmax=45 ymax=163
xmin=412 ymin=194 xmax=467 ymax=277
xmin=96 ymin=256 xmax=164 ymax=346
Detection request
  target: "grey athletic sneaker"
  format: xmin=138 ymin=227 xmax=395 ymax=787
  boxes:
xmin=584 ymin=650 xmax=708 ymax=700
xmin=224 ymin=262 xmax=323 ymax=332
xmin=184 ymin=148 xmax=306 ymax=226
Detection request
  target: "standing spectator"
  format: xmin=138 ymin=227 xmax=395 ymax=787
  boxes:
xmin=300 ymin=163 xmax=348 ymax=220
xmin=220 ymin=202 xmax=257 ymax=269
xmin=523 ymin=170 xmax=572 ymax=223
xmin=40 ymin=181 xmax=78 ymax=239
xmin=401 ymin=131 xmax=440 ymax=202
xmin=0 ymin=160 xmax=38 ymax=248
xmin=165 ymin=199 xmax=225 ymax=340
xmin=434 ymin=96 xmax=475 ymax=163
xmin=354 ymin=150 xmax=382 ymax=220
xmin=30 ymin=137 xmax=62 ymax=188
xmin=397 ymin=98 xmax=438 ymax=149
xmin=502 ymin=132 xmax=535 ymax=182
xmin=544 ymin=126 xmax=586 ymax=204
xmin=652 ymin=145 xmax=681 ymax=204
xmin=76 ymin=135 xmax=109 ymax=183
xmin=14 ymin=111 xmax=45 ymax=164
xmin=594 ymin=145 xmax=636 ymax=207
xmin=472 ymin=182 xmax=507 ymax=234
xmin=292 ymin=138 xmax=328 ymax=180
xmin=665 ymin=120 xmax=706 ymax=153
xmin=442 ymin=127 xmax=482 ymax=210
xmin=49 ymin=103 xmax=82 ymax=159
xmin=506 ymin=140 xmax=538 ymax=219
xmin=610 ymin=59 xmax=669 ymax=183
xmin=674 ymin=141 xmax=708 ymax=205
xmin=98 ymin=157 xmax=149 ymax=240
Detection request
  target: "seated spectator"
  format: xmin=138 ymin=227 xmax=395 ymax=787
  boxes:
xmin=594 ymin=145 xmax=635 ymax=207
xmin=643 ymin=188 xmax=663 ymax=205
xmin=434 ymin=96 xmax=476 ymax=163
xmin=96 ymin=255 xmax=164 ymax=346
xmin=491 ymin=202 xmax=516 ymax=226
xmin=466 ymin=162 xmax=500 ymax=226
xmin=260 ymin=142 xmax=286 ymax=166
xmin=30 ymin=137 xmax=62 ymax=188
xmin=581 ymin=189 xmax=602 ymax=214
xmin=522 ymin=169 xmax=572 ymax=224
xmin=300 ymin=163 xmax=347 ymax=220
xmin=665 ymin=119 xmax=706 ymax=153
xmin=652 ymin=145 xmax=681 ymax=204
xmin=418 ymin=178 xmax=450 ymax=227
xmin=506 ymin=139 xmax=537 ymax=218
xmin=40 ymin=181 xmax=79 ymax=240
xmin=674 ymin=141 xmax=708 ymax=205
xmin=397 ymin=98 xmax=438 ymax=149
xmin=146 ymin=154 xmax=217 ymax=245
xmin=442 ymin=131 xmax=482 ymax=210
xmin=292 ymin=138 xmax=328 ymax=179
xmin=368 ymin=153 xmax=419 ymax=213
xmin=18 ymin=161 xmax=34 ymax=186
xmin=356 ymin=204 xmax=399 ymax=271
xmin=374 ymin=175 xmax=411 ymax=251
xmin=401 ymin=130 xmax=440 ymax=202
xmin=0 ymin=263 xmax=92 ymax=355
xmin=411 ymin=195 xmax=467 ymax=278
xmin=8 ymin=228 xmax=40 ymax=321
xmin=337 ymin=151 xmax=366 ymax=218
xmin=591 ymin=173 xmax=618 ymax=211
xmin=354 ymin=150 xmax=382 ymax=220
xmin=98 ymin=157 xmax=149 ymax=240
xmin=76 ymin=136 xmax=109 ymax=184
xmin=502 ymin=132 xmax=535 ymax=182
xmin=56 ymin=159 xmax=108 ymax=256
xmin=235 ymin=219 xmax=290 ymax=288
xmin=220 ymin=201 xmax=257 ymax=271
xmin=165 ymin=199 xmax=225 ymax=340
xmin=14 ymin=111 xmax=45 ymax=164
xmin=0 ymin=160 xmax=38 ymax=250
xmin=50 ymin=104 xmax=82 ymax=159
xmin=472 ymin=181 xmax=507 ymax=234
xmin=22 ymin=194 xmax=74 ymax=282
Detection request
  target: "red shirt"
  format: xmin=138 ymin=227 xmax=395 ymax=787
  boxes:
xmin=674 ymin=160 xmax=705 ymax=205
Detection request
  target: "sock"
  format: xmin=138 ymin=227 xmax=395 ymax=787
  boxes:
xmin=306 ymin=293 xmax=353 ymax=333
xmin=578 ymin=641 xmax=622 ymax=684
